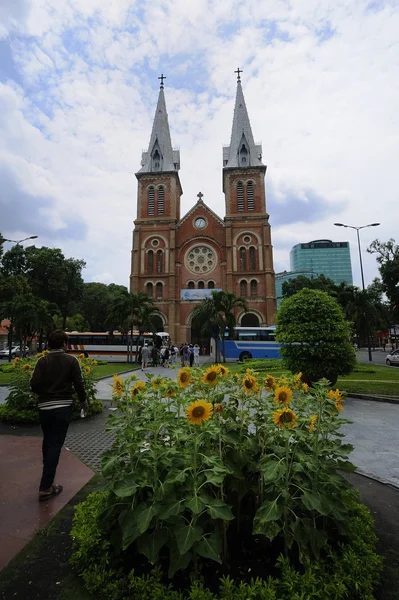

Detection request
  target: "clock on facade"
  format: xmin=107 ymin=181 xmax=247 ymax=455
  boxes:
xmin=194 ymin=217 xmax=206 ymax=229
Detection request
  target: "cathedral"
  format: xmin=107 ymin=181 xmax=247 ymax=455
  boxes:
xmin=130 ymin=73 xmax=276 ymax=346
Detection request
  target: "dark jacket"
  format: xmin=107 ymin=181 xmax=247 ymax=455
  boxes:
xmin=30 ymin=349 xmax=87 ymax=409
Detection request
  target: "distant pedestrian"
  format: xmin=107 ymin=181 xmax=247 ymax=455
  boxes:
xmin=194 ymin=344 xmax=200 ymax=366
xmin=170 ymin=345 xmax=176 ymax=365
xmin=151 ymin=345 xmax=159 ymax=367
xmin=163 ymin=347 xmax=170 ymax=368
xmin=141 ymin=344 xmax=150 ymax=370
xmin=183 ymin=343 xmax=190 ymax=367
xmin=189 ymin=344 xmax=194 ymax=367
xmin=30 ymin=330 xmax=88 ymax=501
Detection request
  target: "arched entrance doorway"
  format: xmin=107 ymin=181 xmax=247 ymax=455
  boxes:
xmin=151 ymin=315 xmax=164 ymax=332
xmin=240 ymin=313 xmax=260 ymax=327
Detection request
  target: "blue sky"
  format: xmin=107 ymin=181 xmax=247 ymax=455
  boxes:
xmin=1 ymin=0 xmax=399 ymax=287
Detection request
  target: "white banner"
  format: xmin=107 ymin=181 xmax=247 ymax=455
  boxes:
xmin=180 ymin=289 xmax=222 ymax=301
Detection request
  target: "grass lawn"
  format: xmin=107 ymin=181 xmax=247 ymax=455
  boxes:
xmin=0 ymin=362 xmax=138 ymax=386
xmin=225 ymin=359 xmax=399 ymax=397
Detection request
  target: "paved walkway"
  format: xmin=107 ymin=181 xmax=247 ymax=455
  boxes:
xmin=0 ymin=436 xmax=93 ymax=571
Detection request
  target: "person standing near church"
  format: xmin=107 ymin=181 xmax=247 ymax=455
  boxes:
xmin=193 ymin=344 xmax=200 ymax=367
xmin=30 ymin=330 xmax=88 ymax=501
xmin=141 ymin=343 xmax=150 ymax=370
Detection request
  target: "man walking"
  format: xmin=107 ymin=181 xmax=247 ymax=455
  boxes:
xmin=30 ymin=330 xmax=88 ymax=501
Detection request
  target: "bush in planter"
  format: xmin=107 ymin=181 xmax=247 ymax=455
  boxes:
xmin=71 ymin=366 xmax=382 ymax=598
xmin=276 ymin=288 xmax=356 ymax=385
xmin=0 ymin=353 xmax=102 ymax=424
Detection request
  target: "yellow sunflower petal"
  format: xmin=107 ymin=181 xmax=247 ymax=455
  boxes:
xmin=272 ymin=407 xmax=298 ymax=429
xmin=178 ymin=368 xmax=192 ymax=389
xmin=242 ymin=374 xmax=259 ymax=394
xmin=274 ymin=386 xmax=293 ymax=406
xmin=202 ymin=366 xmax=220 ymax=386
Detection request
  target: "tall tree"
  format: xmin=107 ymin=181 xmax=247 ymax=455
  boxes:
xmin=190 ymin=291 xmax=247 ymax=362
xmin=108 ymin=291 xmax=161 ymax=335
xmin=368 ymin=238 xmax=399 ymax=322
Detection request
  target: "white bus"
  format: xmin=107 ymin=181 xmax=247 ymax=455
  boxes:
xmin=67 ymin=331 xmax=171 ymax=363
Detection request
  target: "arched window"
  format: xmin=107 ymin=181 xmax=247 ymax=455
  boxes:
xmin=249 ymin=246 xmax=256 ymax=270
xmin=156 ymin=282 xmax=163 ymax=299
xmin=148 ymin=186 xmax=155 ymax=216
xmin=207 ymin=281 xmax=215 ymax=289
xmin=152 ymin=149 xmax=160 ymax=171
xmin=247 ymin=181 xmax=254 ymax=211
xmin=157 ymin=250 xmax=163 ymax=274
xmin=237 ymin=181 xmax=244 ymax=211
xmin=239 ymin=247 xmax=246 ymax=271
xmin=198 ymin=281 xmax=205 ymax=290
xmin=146 ymin=282 xmax=153 ymax=298
xmin=250 ymin=280 xmax=258 ymax=297
xmin=157 ymin=186 xmax=165 ymax=215
xmin=147 ymin=250 xmax=154 ymax=274
xmin=188 ymin=281 xmax=195 ymax=289
xmin=240 ymin=280 xmax=248 ymax=297
xmin=239 ymin=143 xmax=248 ymax=166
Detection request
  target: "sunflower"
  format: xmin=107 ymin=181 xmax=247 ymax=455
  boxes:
xmin=42 ymin=350 xmax=49 ymax=356
xmin=273 ymin=407 xmax=298 ymax=429
xmin=14 ymin=357 xmax=21 ymax=364
xmin=202 ymin=366 xmax=219 ymax=386
xmin=165 ymin=384 xmax=177 ymax=397
xmin=92 ymin=360 xmax=98 ymax=366
xmin=274 ymin=386 xmax=293 ymax=407
xmin=151 ymin=376 xmax=165 ymax=389
xmin=23 ymin=363 xmax=31 ymax=371
xmin=242 ymin=374 xmax=259 ymax=394
xmin=78 ymin=353 xmax=85 ymax=360
xmin=293 ymin=372 xmax=302 ymax=390
xmin=309 ymin=414 xmax=317 ymax=433
xmin=264 ymin=374 xmax=276 ymax=391
xmin=214 ymin=403 xmax=224 ymax=413
xmin=178 ymin=368 xmax=192 ymax=389
xmin=328 ymin=389 xmax=345 ymax=412
xmin=35 ymin=353 xmax=42 ymax=359
xmin=302 ymin=383 xmax=309 ymax=393
xmin=131 ymin=380 xmax=146 ymax=397
xmin=84 ymin=366 xmax=91 ymax=374
xmin=112 ymin=374 xmax=123 ymax=397
xmin=186 ymin=400 xmax=213 ymax=425
xmin=217 ymin=364 xmax=229 ymax=377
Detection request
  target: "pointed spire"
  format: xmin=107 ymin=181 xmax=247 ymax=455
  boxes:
xmin=223 ymin=72 xmax=263 ymax=169
xmin=138 ymin=77 xmax=180 ymax=173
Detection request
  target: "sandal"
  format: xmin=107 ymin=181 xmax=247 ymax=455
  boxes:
xmin=39 ymin=484 xmax=63 ymax=501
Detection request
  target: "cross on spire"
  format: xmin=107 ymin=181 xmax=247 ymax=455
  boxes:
xmin=234 ymin=67 xmax=243 ymax=82
xmin=197 ymin=191 xmax=204 ymax=202
xmin=158 ymin=73 xmax=166 ymax=88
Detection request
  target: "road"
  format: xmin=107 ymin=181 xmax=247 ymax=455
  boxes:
xmin=357 ymin=349 xmax=397 ymax=367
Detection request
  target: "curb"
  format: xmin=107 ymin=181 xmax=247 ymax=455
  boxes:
xmin=348 ymin=393 xmax=399 ymax=405
xmin=0 ymin=366 xmax=141 ymax=389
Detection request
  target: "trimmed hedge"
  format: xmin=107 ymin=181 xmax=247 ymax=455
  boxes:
xmin=70 ymin=491 xmax=383 ymax=600
xmin=0 ymin=399 xmax=103 ymax=424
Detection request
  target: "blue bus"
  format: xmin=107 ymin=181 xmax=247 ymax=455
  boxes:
xmin=214 ymin=326 xmax=281 ymax=362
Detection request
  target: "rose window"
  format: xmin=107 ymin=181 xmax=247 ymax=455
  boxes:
xmin=186 ymin=246 xmax=216 ymax=274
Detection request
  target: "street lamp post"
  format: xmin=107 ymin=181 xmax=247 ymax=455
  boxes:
xmin=334 ymin=223 xmax=380 ymax=362
xmin=0 ymin=236 xmax=38 ymax=361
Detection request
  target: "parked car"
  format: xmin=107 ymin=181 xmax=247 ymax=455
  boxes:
xmin=0 ymin=345 xmax=28 ymax=359
xmin=386 ymin=349 xmax=399 ymax=366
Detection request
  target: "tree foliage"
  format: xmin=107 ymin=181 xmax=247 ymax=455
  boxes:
xmin=190 ymin=291 xmax=247 ymax=362
xmin=276 ymin=288 xmax=356 ymax=384
xmin=368 ymin=238 xmax=399 ymax=322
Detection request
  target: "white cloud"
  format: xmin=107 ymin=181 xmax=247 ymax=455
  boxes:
xmin=1 ymin=0 xmax=399 ymax=290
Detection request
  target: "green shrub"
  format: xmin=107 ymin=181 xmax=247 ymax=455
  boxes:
xmin=276 ymin=289 xmax=356 ymax=384
xmin=0 ymin=354 xmax=103 ymax=423
xmin=71 ymin=491 xmax=382 ymax=600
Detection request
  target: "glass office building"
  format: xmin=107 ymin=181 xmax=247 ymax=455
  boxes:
xmin=290 ymin=240 xmax=353 ymax=287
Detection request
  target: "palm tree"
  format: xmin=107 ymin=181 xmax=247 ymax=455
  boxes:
xmin=107 ymin=291 xmax=162 ymax=361
xmin=191 ymin=291 xmax=247 ymax=362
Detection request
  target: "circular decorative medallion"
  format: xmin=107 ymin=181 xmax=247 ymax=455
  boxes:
xmin=151 ymin=239 xmax=159 ymax=247
xmin=186 ymin=245 xmax=216 ymax=274
xmin=243 ymin=235 xmax=251 ymax=244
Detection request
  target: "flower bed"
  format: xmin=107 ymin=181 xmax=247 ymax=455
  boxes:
xmin=0 ymin=353 xmax=103 ymax=423
xmin=71 ymin=366 xmax=383 ymax=599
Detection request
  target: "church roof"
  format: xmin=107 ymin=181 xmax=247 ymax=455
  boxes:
xmin=223 ymin=79 xmax=264 ymax=169
xmin=177 ymin=194 xmax=224 ymax=228
xmin=138 ymin=85 xmax=180 ymax=174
